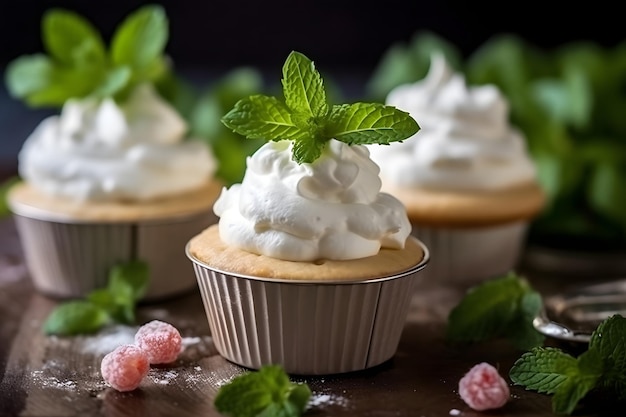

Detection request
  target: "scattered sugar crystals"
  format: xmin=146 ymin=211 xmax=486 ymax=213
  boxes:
xmin=149 ymin=369 xmax=179 ymax=385
xmin=308 ymin=392 xmax=350 ymax=408
xmin=299 ymin=378 xmax=350 ymax=410
xmin=31 ymin=369 xmax=77 ymax=391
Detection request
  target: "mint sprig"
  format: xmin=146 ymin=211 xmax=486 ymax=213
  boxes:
xmin=43 ymin=260 xmax=149 ymax=335
xmin=214 ymin=365 xmax=311 ymax=417
xmin=221 ymin=51 xmax=419 ymax=164
xmin=446 ymin=272 xmax=545 ymax=350
xmin=5 ymin=4 xmax=169 ymax=108
xmin=510 ymin=314 xmax=626 ymax=415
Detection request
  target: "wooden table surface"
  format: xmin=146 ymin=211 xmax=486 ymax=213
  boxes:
xmin=0 ymin=210 xmax=619 ymax=417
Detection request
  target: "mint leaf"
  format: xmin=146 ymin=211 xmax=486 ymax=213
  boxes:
xmin=282 ymin=51 xmax=328 ymax=118
xmin=222 ymin=95 xmax=302 ymax=140
xmin=92 ymin=66 xmax=132 ymax=98
xmin=214 ymin=365 xmax=311 ymax=417
xmin=42 ymin=9 xmax=106 ymax=66
xmin=28 ymin=66 xmax=101 ymax=107
xmin=510 ymin=315 xmax=626 ymax=414
xmin=110 ymin=5 xmax=168 ymax=74
xmin=551 ymin=373 xmax=598 ymax=415
xmin=43 ymin=301 xmax=110 ymax=335
xmin=108 ymin=260 xmax=149 ymax=302
xmin=328 ymin=103 xmax=418 ymax=145
xmin=510 ymin=347 xmax=580 ymax=394
xmin=106 ymin=260 xmax=149 ymax=323
xmin=292 ymin=133 xmax=325 ymax=166
xmin=446 ymin=272 xmax=544 ymax=349
xmin=510 ymin=347 xmax=603 ymax=415
xmin=5 ymin=55 xmax=56 ymax=100
xmin=87 ymin=288 xmax=117 ymax=311
xmin=43 ymin=260 xmax=149 ymax=335
xmin=589 ymin=314 xmax=626 ymax=388
xmin=504 ymin=291 xmax=547 ymax=350
xmin=221 ymin=50 xmax=420 ymax=164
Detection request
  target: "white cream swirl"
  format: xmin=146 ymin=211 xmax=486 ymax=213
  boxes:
xmin=18 ymin=84 xmax=217 ymax=201
xmin=368 ymin=53 xmax=537 ymax=191
xmin=214 ymin=139 xmax=411 ymax=261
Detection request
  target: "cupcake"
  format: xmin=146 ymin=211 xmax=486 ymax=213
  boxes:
xmin=186 ymin=51 xmax=428 ymax=375
xmin=367 ymin=53 xmax=545 ymax=286
xmin=5 ymin=6 xmax=221 ymax=300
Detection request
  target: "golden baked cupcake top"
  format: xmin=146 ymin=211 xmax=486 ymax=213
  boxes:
xmin=8 ymin=180 xmax=222 ymax=223
xmin=189 ymin=224 xmax=424 ymax=281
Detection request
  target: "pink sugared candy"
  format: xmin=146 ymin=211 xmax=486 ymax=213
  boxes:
xmin=458 ymin=362 xmax=510 ymax=411
xmin=134 ymin=320 xmax=182 ymax=364
xmin=101 ymin=344 xmax=150 ymax=392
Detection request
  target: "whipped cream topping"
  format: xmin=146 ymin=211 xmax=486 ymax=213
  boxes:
xmin=18 ymin=84 xmax=216 ymax=201
xmin=214 ymin=139 xmax=412 ymax=261
xmin=368 ymin=53 xmax=537 ymax=191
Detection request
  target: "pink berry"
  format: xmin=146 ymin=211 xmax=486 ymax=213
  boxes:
xmin=101 ymin=344 xmax=150 ymax=392
xmin=134 ymin=320 xmax=182 ymax=364
xmin=458 ymin=362 xmax=510 ymax=411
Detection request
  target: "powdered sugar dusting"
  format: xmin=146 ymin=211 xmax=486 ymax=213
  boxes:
xmin=308 ymin=392 xmax=350 ymax=408
xmin=149 ymin=369 xmax=179 ymax=385
xmin=80 ymin=325 xmax=138 ymax=356
xmin=31 ymin=370 xmax=77 ymax=391
xmin=182 ymin=336 xmax=202 ymax=347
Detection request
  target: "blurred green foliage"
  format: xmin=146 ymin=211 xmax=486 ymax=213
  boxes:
xmin=367 ymin=31 xmax=626 ymax=250
xmin=186 ymin=68 xmax=267 ymax=186
xmin=0 ymin=176 xmax=19 ymax=218
xmin=5 ymin=5 xmax=171 ymax=108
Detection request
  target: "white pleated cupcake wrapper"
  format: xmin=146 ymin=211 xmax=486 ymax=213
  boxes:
xmin=412 ymin=221 xmax=528 ymax=287
xmin=190 ymin=244 xmax=429 ymax=375
xmin=13 ymin=211 xmax=217 ymax=300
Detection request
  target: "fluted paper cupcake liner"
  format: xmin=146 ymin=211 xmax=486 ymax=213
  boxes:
xmin=411 ymin=221 xmax=528 ymax=287
xmin=188 ymin=238 xmax=429 ymax=375
xmin=13 ymin=211 xmax=217 ymax=300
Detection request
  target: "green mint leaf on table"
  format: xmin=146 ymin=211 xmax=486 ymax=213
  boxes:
xmin=214 ymin=365 xmax=311 ymax=417
xmin=43 ymin=301 xmax=111 ymax=335
xmin=446 ymin=271 xmax=545 ymax=350
xmin=510 ymin=315 xmax=626 ymax=415
xmin=221 ymin=51 xmax=419 ymax=164
xmin=4 ymin=4 xmax=169 ymax=108
xmin=108 ymin=260 xmax=149 ymax=301
xmin=88 ymin=260 xmax=149 ymax=324
xmin=43 ymin=260 xmax=149 ymax=335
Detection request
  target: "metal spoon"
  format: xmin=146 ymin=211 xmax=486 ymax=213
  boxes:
xmin=533 ymin=279 xmax=626 ymax=344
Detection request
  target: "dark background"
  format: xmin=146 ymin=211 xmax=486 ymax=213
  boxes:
xmin=2 ymin=0 xmax=624 ymax=72
xmin=0 ymin=0 xmax=624 ymax=164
